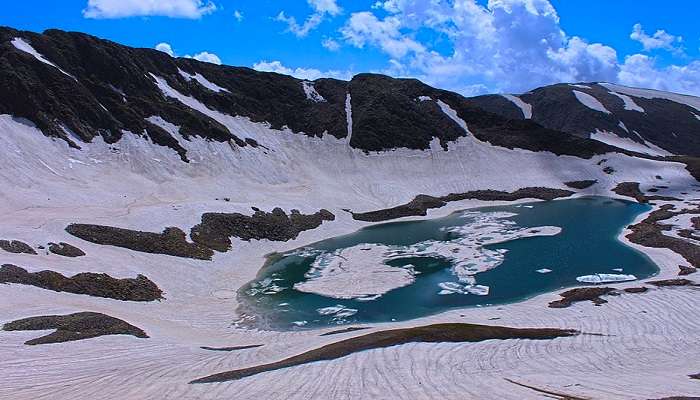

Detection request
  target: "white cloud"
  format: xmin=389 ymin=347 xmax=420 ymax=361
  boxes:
xmin=185 ymin=51 xmax=222 ymax=65
xmin=253 ymin=60 xmax=353 ymax=81
xmin=153 ymin=43 xmax=222 ymax=64
xmin=340 ymin=12 xmax=424 ymax=59
xmin=322 ymin=37 xmax=341 ymax=51
xmin=276 ymin=0 xmax=342 ymax=37
xmin=630 ymin=23 xmax=682 ymax=52
xmin=619 ymin=54 xmax=700 ymax=96
xmin=308 ymin=0 xmax=341 ymax=16
xmin=83 ymin=0 xmax=217 ymax=19
xmin=155 ymin=42 xmax=175 ymax=57
xmin=234 ymin=10 xmax=244 ymax=22
xmin=335 ymin=0 xmax=700 ymax=96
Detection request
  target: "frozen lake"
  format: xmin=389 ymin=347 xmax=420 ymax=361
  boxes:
xmin=239 ymin=197 xmax=657 ymax=329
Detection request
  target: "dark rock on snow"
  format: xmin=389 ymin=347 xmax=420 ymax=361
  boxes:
xmin=3 ymin=312 xmax=148 ymax=345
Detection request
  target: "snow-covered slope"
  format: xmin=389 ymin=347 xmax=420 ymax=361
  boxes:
xmin=1 ymin=26 xmax=700 ymax=400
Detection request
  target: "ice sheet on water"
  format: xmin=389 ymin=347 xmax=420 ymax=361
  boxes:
xmin=576 ymin=273 xmax=637 ymax=284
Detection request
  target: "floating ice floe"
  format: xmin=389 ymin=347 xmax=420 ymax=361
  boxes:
xmin=292 ymin=320 xmax=308 ymax=327
xmin=612 ymin=268 xmax=623 ymax=272
xmin=536 ymin=268 xmax=552 ymax=274
xmin=438 ymin=282 xmax=490 ymax=296
xmin=576 ymin=273 xmax=637 ymax=284
xmin=316 ymin=305 xmax=358 ymax=321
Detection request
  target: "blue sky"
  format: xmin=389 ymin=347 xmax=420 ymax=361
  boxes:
xmin=2 ymin=1 xmax=699 ymax=95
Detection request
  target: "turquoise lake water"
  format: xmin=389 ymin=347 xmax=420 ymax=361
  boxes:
xmin=238 ymin=197 xmax=657 ymax=330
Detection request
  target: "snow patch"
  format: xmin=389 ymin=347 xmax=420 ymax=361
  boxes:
xmin=177 ymin=68 xmax=229 ymax=93
xmin=501 ymin=94 xmax=532 ymax=119
xmin=437 ymin=100 xmax=471 ymax=134
xmin=11 ymin=38 xmax=76 ymax=80
xmin=590 ymin=130 xmax=671 ymax=156
xmin=608 ymin=91 xmax=645 ymax=113
xmin=417 ymin=96 xmax=432 ymax=102
xmin=570 ymin=84 xmax=592 ymax=89
xmin=345 ymin=93 xmax=353 ymax=143
xmin=301 ymin=81 xmax=326 ymax=102
xmin=573 ymin=90 xmax=611 ymax=114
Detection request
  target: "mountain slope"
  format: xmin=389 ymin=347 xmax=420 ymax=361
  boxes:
xmin=1 ymin=26 xmax=620 ymax=161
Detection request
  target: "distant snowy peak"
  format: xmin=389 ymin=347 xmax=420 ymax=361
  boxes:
xmin=470 ymin=82 xmax=700 ymax=157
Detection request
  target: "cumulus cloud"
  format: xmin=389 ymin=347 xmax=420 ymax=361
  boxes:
xmin=630 ymin=23 xmax=683 ymax=52
xmin=276 ymin=0 xmax=342 ymax=37
xmin=153 ymin=43 xmax=222 ymax=64
xmin=186 ymin=51 xmax=222 ymax=65
xmin=155 ymin=42 xmax=175 ymax=57
xmin=335 ymin=0 xmax=700 ymax=96
xmin=234 ymin=10 xmax=244 ymax=22
xmin=340 ymin=12 xmax=424 ymax=59
xmin=619 ymin=54 xmax=700 ymax=95
xmin=253 ymin=60 xmax=353 ymax=81
xmin=83 ymin=0 xmax=217 ymax=19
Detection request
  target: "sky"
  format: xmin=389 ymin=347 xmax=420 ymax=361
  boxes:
xmin=2 ymin=0 xmax=699 ymax=96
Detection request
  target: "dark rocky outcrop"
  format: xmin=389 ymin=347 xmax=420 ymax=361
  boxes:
xmin=564 ymin=180 xmax=597 ymax=189
xmin=611 ymin=182 xmax=681 ymax=203
xmin=648 ymin=278 xmax=697 ymax=287
xmin=678 ymin=265 xmax=697 ymax=276
xmin=0 ymin=239 xmax=36 ymax=255
xmin=190 ymin=208 xmax=335 ymax=252
xmin=623 ymin=287 xmax=649 ymax=294
xmin=548 ymin=287 xmax=618 ymax=308
xmin=48 ymin=242 xmax=85 ymax=257
xmin=66 ymin=208 xmax=335 ymax=257
xmin=190 ymin=323 xmax=577 ymax=383
xmin=65 ymin=224 xmax=214 ymax=260
xmin=352 ymin=187 xmax=574 ymax=222
xmin=626 ymin=205 xmax=700 ymax=268
xmin=0 ymin=264 xmax=163 ymax=301
xmin=3 ymin=312 xmax=148 ymax=345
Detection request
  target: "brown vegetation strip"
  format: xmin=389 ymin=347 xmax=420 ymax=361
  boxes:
xmin=191 ymin=323 xmax=577 ymax=383
xmin=504 ymin=378 xmax=590 ymax=400
xmin=3 ymin=312 xmax=148 ymax=345
xmin=548 ymin=287 xmax=619 ymax=308
xmin=351 ymin=187 xmax=574 ymax=222
xmin=0 ymin=239 xmax=36 ymax=255
xmin=319 ymin=326 xmax=371 ymax=336
xmin=200 ymin=344 xmax=264 ymax=352
xmin=564 ymin=180 xmax=597 ymax=190
xmin=66 ymin=208 xmax=335 ymax=258
xmin=0 ymin=264 xmax=163 ymax=301
xmin=66 ymin=225 xmax=214 ymax=260
xmin=190 ymin=208 xmax=335 ymax=252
